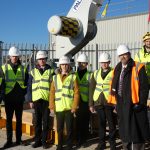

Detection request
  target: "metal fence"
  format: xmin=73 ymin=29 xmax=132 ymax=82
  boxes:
xmin=74 ymin=42 xmax=142 ymax=71
xmin=0 ymin=42 xmax=142 ymax=71
xmin=0 ymin=43 xmax=55 ymax=68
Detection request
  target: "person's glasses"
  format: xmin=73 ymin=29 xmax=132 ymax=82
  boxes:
xmin=79 ymin=62 xmax=87 ymax=65
xmin=38 ymin=58 xmax=46 ymax=60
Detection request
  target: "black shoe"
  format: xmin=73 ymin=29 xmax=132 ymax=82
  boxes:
xmin=56 ymin=145 xmax=63 ymax=150
xmin=77 ymin=139 xmax=87 ymax=148
xmin=95 ymin=144 xmax=106 ymax=150
xmin=56 ymin=148 xmax=63 ymax=150
xmin=76 ymin=143 xmax=81 ymax=148
xmin=32 ymin=142 xmax=42 ymax=148
xmin=109 ymin=141 xmax=117 ymax=150
xmin=81 ymin=142 xmax=89 ymax=148
xmin=3 ymin=141 xmax=13 ymax=149
xmin=66 ymin=146 xmax=73 ymax=150
xmin=76 ymin=141 xmax=82 ymax=148
xmin=16 ymin=140 xmax=24 ymax=145
xmin=43 ymin=143 xmax=49 ymax=149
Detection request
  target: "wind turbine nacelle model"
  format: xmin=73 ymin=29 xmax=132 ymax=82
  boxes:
xmin=47 ymin=0 xmax=103 ymax=59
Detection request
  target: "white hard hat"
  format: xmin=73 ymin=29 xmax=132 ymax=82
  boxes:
xmin=59 ymin=55 xmax=70 ymax=65
xmin=117 ymin=44 xmax=129 ymax=56
xmin=9 ymin=46 xmax=20 ymax=56
xmin=36 ymin=51 xmax=47 ymax=60
xmin=77 ymin=53 xmax=88 ymax=63
xmin=99 ymin=52 xmax=111 ymax=62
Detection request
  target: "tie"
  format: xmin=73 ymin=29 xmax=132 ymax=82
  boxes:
xmin=118 ymin=67 xmax=125 ymax=97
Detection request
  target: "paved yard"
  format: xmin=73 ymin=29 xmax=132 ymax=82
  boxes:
xmin=0 ymin=129 xmax=124 ymax=150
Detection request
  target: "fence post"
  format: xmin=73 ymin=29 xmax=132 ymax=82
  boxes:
xmin=96 ymin=44 xmax=98 ymax=70
xmin=0 ymin=41 xmax=4 ymax=66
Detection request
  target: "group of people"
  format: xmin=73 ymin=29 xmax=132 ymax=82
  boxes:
xmin=0 ymin=32 xmax=150 ymax=150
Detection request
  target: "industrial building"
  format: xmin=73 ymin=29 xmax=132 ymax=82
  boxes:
xmin=50 ymin=12 xmax=149 ymax=70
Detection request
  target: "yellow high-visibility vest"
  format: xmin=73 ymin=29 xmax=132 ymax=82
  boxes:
xmin=76 ymin=71 xmax=91 ymax=102
xmin=135 ymin=47 xmax=150 ymax=84
xmin=53 ymin=73 xmax=76 ymax=112
xmin=2 ymin=64 xmax=26 ymax=94
xmin=93 ymin=68 xmax=113 ymax=101
xmin=31 ymin=68 xmax=54 ymax=101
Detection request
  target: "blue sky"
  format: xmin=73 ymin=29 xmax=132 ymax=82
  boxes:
xmin=0 ymin=0 xmax=148 ymax=45
xmin=0 ymin=0 xmax=73 ymax=45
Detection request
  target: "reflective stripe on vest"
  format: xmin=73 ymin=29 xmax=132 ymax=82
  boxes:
xmin=108 ymin=62 xmax=144 ymax=104
xmin=2 ymin=64 xmax=26 ymax=94
xmin=76 ymin=71 xmax=91 ymax=102
xmin=93 ymin=69 xmax=113 ymax=101
xmin=53 ymin=73 xmax=76 ymax=112
xmin=31 ymin=68 xmax=54 ymax=101
xmin=134 ymin=47 xmax=150 ymax=84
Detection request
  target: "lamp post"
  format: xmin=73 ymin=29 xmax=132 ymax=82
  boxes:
xmin=0 ymin=41 xmax=4 ymax=66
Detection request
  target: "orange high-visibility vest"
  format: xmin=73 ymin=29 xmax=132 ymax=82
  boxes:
xmin=108 ymin=62 xmax=144 ymax=104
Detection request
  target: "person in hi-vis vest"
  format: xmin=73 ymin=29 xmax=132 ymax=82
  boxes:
xmin=109 ymin=45 xmax=149 ymax=150
xmin=0 ymin=68 xmax=4 ymax=104
xmin=49 ymin=55 xmax=80 ymax=150
xmin=0 ymin=67 xmax=5 ymax=121
xmin=89 ymin=52 xmax=117 ymax=150
xmin=27 ymin=51 xmax=54 ymax=149
xmin=1 ymin=46 xmax=29 ymax=148
xmin=75 ymin=53 xmax=92 ymax=148
xmin=134 ymin=32 xmax=150 ymax=107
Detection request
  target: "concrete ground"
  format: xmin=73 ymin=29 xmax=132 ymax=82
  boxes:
xmin=1 ymin=106 xmax=150 ymax=150
xmin=0 ymin=129 xmax=150 ymax=150
xmin=0 ymin=129 xmax=123 ymax=150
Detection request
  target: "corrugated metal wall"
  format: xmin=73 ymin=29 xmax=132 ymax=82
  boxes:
xmin=50 ymin=13 xmax=149 ymax=49
xmin=90 ymin=12 xmax=149 ymax=45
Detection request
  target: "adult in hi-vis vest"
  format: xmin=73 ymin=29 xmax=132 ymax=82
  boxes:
xmin=89 ymin=52 xmax=117 ymax=150
xmin=75 ymin=53 xmax=91 ymax=148
xmin=0 ymin=68 xmax=4 ymax=104
xmin=0 ymin=67 xmax=5 ymax=120
xmin=134 ymin=32 xmax=150 ymax=107
xmin=27 ymin=51 xmax=54 ymax=149
xmin=1 ymin=46 xmax=29 ymax=148
xmin=49 ymin=56 xmax=80 ymax=150
xmin=109 ymin=45 xmax=149 ymax=150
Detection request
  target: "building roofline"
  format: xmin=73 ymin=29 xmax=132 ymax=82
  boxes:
xmin=96 ymin=11 xmax=148 ymax=22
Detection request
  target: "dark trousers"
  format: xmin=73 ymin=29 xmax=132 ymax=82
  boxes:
xmin=96 ymin=106 xmax=117 ymax=150
xmin=122 ymin=142 xmax=145 ymax=150
xmin=76 ymin=101 xmax=90 ymax=143
xmin=5 ymin=100 xmax=23 ymax=142
xmin=56 ymin=110 xmax=74 ymax=149
xmin=33 ymin=100 xmax=50 ymax=144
